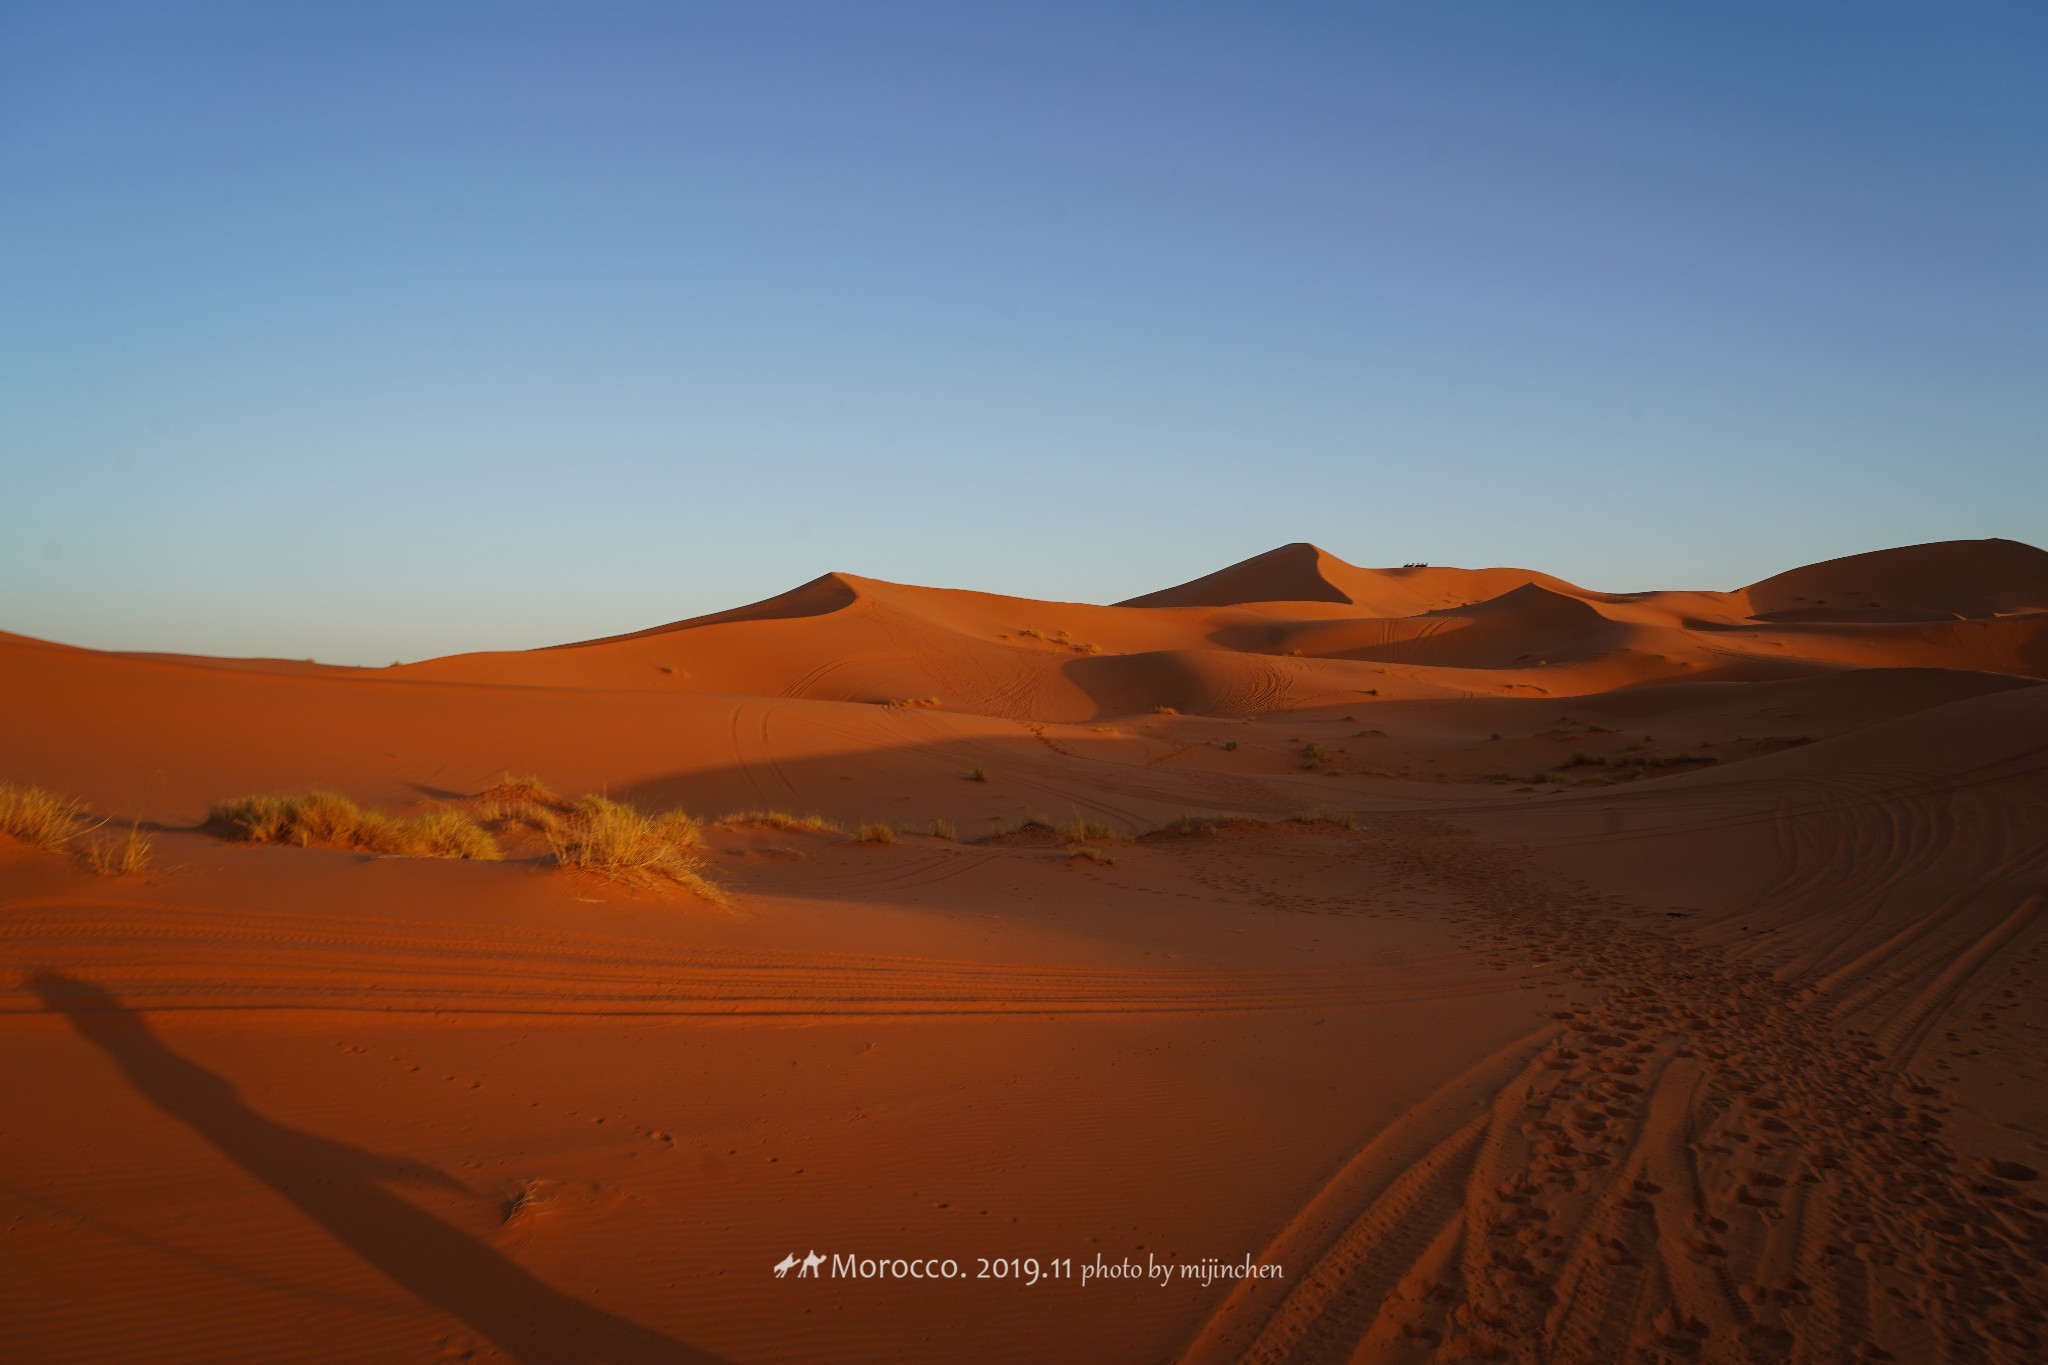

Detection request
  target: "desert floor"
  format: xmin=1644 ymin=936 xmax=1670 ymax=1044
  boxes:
xmin=3 ymin=538 xmax=2045 ymax=1364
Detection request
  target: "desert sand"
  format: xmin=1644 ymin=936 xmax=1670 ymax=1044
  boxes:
xmin=3 ymin=537 xmax=2045 ymax=1364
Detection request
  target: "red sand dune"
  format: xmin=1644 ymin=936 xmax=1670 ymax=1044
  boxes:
xmin=3 ymin=537 xmax=2045 ymax=1364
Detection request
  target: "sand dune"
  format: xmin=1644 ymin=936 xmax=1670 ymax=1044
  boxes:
xmin=4 ymin=538 xmax=2045 ymax=1363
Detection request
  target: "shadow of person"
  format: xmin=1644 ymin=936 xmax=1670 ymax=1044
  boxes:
xmin=29 ymin=970 xmax=725 ymax=1365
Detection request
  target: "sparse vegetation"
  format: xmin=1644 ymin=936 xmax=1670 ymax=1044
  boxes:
xmin=1287 ymin=809 xmax=1356 ymax=829
xmin=0 ymin=782 xmax=154 ymax=875
xmin=656 ymin=664 xmax=677 ymax=674
xmin=857 ymin=821 xmax=896 ymax=844
xmin=547 ymin=795 xmax=722 ymax=901
xmin=0 ymin=782 xmax=84 ymax=852
xmin=1220 ymin=739 xmax=1238 ymax=751
xmin=1153 ymin=706 xmax=1180 ymax=716
xmin=1056 ymin=813 xmax=1119 ymax=842
xmin=930 ymin=818 xmax=957 ymax=840
xmin=1565 ymin=750 xmax=1604 ymax=767
xmin=472 ymin=774 xmax=568 ymax=830
xmin=883 ymin=697 xmax=941 ymax=709
xmin=982 ymin=813 xmax=1058 ymax=842
xmin=1608 ymin=752 xmax=1717 ymax=774
xmin=1019 ymin=627 xmax=1044 ymax=640
xmin=1067 ymin=843 xmax=1115 ymax=864
xmin=717 ymin=810 xmax=843 ymax=835
xmin=210 ymin=790 xmax=502 ymax=860
xmin=968 ymin=767 xmax=988 ymax=783
xmin=1482 ymin=771 xmax=1514 ymax=784
xmin=1074 ymin=641 xmax=1101 ymax=655
xmin=1142 ymin=812 xmax=1248 ymax=840
xmin=1300 ymin=741 xmax=1331 ymax=770
xmin=82 ymin=822 xmax=154 ymax=876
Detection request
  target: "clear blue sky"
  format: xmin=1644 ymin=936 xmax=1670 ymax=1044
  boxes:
xmin=4 ymin=1 xmax=2043 ymax=663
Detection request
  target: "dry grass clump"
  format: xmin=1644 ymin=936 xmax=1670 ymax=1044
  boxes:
xmin=967 ymin=767 xmax=988 ymax=783
xmin=1286 ymin=808 xmax=1357 ymax=830
xmin=1 ymin=782 xmax=155 ymax=875
xmin=856 ymin=821 xmax=896 ymax=844
xmin=1153 ymin=705 xmax=1180 ymax=716
xmin=1067 ymin=843 xmax=1115 ymax=864
xmin=0 ymin=783 xmax=84 ymax=852
xmin=472 ymin=773 xmax=568 ymax=829
xmin=929 ymin=818 xmax=957 ymax=841
xmin=1073 ymin=641 xmax=1102 ymax=655
xmin=1055 ymin=813 xmax=1119 ymax=842
xmin=717 ymin=810 xmax=843 ymax=835
xmin=882 ymin=697 xmax=940 ymax=709
xmin=981 ymin=813 xmax=1060 ymax=843
xmin=208 ymin=791 xmax=500 ymax=860
xmin=81 ymin=824 xmax=154 ymax=876
xmin=1149 ymin=812 xmax=1230 ymax=839
xmin=547 ymin=795 xmax=723 ymax=901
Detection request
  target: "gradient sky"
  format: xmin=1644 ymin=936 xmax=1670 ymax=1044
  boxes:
xmin=4 ymin=2 xmax=2043 ymax=664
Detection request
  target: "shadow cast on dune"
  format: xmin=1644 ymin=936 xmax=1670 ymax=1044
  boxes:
xmin=28 ymin=971 xmax=725 ymax=1365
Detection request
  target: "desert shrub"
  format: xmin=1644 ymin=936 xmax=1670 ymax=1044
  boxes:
xmin=403 ymin=807 xmax=507 ymax=859
xmin=1153 ymin=706 xmax=1179 ymax=716
xmin=1019 ymin=627 xmax=1044 ymax=639
xmin=1287 ymin=809 xmax=1356 ymax=829
xmin=1 ymin=783 xmax=156 ymax=875
xmin=930 ymin=818 xmax=957 ymax=840
xmin=210 ymin=790 xmax=501 ymax=861
xmin=81 ymin=823 xmax=154 ymax=876
xmin=1056 ymin=814 xmax=1118 ymax=842
xmin=548 ymin=795 xmax=722 ymax=900
xmin=1565 ymin=750 xmax=1604 ymax=767
xmin=983 ymin=814 xmax=1059 ymax=842
xmin=472 ymin=774 xmax=567 ymax=826
xmin=1220 ymin=739 xmax=1238 ymax=751
xmin=1152 ymin=812 xmax=1226 ymax=838
xmin=717 ymin=810 xmax=842 ymax=835
xmin=857 ymin=821 xmax=895 ymax=844
xmin=967 ymin=767 xmax=988 ymax=783
xmin=1067 ymin=843 xmax=1115 ymax=863
xmin=1482 ymin=771 xmax=1514 ymax=784
xmin=0 ymin=783 xmax=84 ymax=851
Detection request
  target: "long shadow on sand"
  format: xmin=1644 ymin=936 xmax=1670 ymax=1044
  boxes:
xmin=29 ymin=970 xmax=724 ymax=1365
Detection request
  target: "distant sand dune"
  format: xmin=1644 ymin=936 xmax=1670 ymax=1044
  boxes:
xmin=3 ymin=538 xmax=2043 ymax=1364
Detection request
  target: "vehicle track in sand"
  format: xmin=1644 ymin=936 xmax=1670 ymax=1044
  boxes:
xmin=0 ymin=901 xmax=1509 ymax=1021
xmin=1181 ymin=795 xmax=2048 ymax=1365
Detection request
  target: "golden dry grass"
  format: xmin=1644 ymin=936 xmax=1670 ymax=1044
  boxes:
xmin=546 ymin=795 xmax=724 ymax=902
xmin=856 ymin=821 xmax=896 ymax=844
xmin=2 ymin=782 xmax=155 ymax=875
xmin=81 ymin=824 xmax=154 ymax=876
xmin=929 ymin=817 xmax=957 ymax=841
xmin=1287 ymin=808 xmax=1357 ymax=829
xmin=209 ymin=791 xmax=501 ymax=860
xmin=0 ymin=783 xmax=83 ymax=852
xmin=1056 ymin=813 xmax=1119 ymax=842
xmin=716 ymin=809 xmax=844 ymax=835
